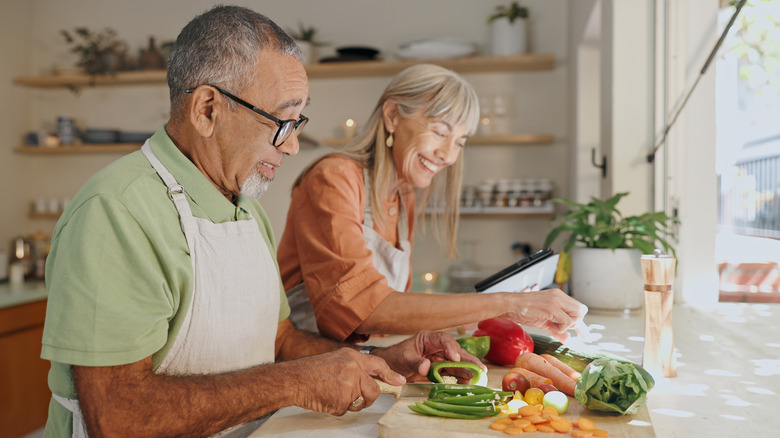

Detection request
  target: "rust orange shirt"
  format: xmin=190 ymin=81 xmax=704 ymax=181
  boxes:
xmin=277 ymin=155 xmax=416 ymax=341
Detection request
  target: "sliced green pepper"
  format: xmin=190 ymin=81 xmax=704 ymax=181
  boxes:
xmin=427 ymin=383 xmax=496 ymax=400
xmin=427 ymin=361 xmax=488 ymax=387
xmin=456 ymin=336 xmax=490 ymax=359
xmin=408 ymin=402 xmax=488 ymax=419
xmin=436 ymin=391 xmax=513 ymax=405
xmin=422 ymin=400 xmax=498 ymax=417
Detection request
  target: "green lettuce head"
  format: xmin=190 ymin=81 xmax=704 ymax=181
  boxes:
xmin=574 ymin=359 xmax=655 ymax=415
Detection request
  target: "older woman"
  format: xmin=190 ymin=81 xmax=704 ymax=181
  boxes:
xmin=277 ymin=64 xmax=585 ymax=343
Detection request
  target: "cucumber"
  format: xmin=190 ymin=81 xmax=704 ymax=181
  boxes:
xmin=530 ymin=333 xmax=636 ymax=373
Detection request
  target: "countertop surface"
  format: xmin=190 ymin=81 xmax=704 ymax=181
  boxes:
xmin=0 ymin=281 xmax=47 ymax=310
xmin=251 ymin=302 xmax=780 ymax=437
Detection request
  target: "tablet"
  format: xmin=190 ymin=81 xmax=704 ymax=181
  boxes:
xmin=474 ymin=247 xmax=559 ymax=293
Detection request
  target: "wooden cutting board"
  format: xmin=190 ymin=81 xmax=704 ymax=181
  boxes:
xmin=378 ymin=367 xmax=656 ymax=438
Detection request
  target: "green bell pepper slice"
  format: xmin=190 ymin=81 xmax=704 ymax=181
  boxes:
xmin=408 ymin=402 xmax=486 ymax=419
xmin=456 ymin=336 xmax=490 ymax=359
xmin=427 ymin=361 xmax=488 ymax=387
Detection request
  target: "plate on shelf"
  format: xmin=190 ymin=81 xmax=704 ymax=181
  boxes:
xmin=117 ymin=132 xmax=154 ymax=143
xmin=396 ymin=37 xmax=477 ymax=60
xmin=83 ymin=129 xmax=119 ymax=144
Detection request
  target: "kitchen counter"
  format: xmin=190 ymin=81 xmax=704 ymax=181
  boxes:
xmin=251 ymin=302 xmax=780 ymax=437
xmin=0 ymin=281 xmax=47 ymax=309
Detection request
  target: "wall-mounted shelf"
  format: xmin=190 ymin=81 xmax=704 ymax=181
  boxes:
xmin=30 ymin=211 xmax=62 ymax=219
xmin=321 ymin=133 xmax=555 ymax=148
xmin=15 ymin=144 xmax=142 ymax=154
xmin=427 ymin=204 xmax=554 ymax=218
xmin=13 ymin=54 xmax=556 ymax=89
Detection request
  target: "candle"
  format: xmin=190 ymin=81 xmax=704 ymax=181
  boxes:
xmin=343 ymin=118 xmax=357 ymax=139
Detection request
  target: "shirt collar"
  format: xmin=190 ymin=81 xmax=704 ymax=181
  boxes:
xmin=148 ymin=125 xmax=250 ymax=222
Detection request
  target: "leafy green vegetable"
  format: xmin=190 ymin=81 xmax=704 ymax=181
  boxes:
xmin=456 ymin=336 xmax=490 ymax=359
xmin=574 ymin=359 xmax=655 ymax=415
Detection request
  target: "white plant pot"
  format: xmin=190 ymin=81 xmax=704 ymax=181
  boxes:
xmin=490 ymin=17 xmax=527 ymax=56
xmin=569 ymin=247 xmax=644 ymax=311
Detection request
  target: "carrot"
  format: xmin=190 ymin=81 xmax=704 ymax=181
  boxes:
xmin=540 ymin=353 xmax=582 ymax=381
xmin=515 ymin=352 xmax=577 ymax=397
xmin=509 ymin=367 xmax=552 ymax=388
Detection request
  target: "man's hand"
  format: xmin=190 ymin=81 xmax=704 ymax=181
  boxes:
xmin=501 ymin=288 xmax=588 ymax=342
xmin=290 ymin=347 xmax=405 ymax=416
xmin=374 ymin=330 xmax=485 ymax=383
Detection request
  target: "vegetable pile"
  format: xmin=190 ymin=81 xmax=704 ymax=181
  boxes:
xmin=530 ymin=333 xmax=655 ymax=415
xmin=407 ymin=383 xmax=513 ymax=420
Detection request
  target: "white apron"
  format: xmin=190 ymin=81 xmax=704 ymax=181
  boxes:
xmin=54 ymin=141 xmax=280 ymax=437
xmin=287 ymin=168 xmax=412 ymax=334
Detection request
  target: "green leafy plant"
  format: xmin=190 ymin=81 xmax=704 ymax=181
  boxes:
xmin=286 ymin=22 xmax=328 ymax=46
xmin=543 ymin=192 xmax=678 ymax=256
xmin=61 ymin=27 xmax=128 ymax=75
xmin=488 ymin=1 xmax=529 ymax=24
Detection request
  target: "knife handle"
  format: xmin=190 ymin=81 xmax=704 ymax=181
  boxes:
xmin=374 ymin=379 xmax=402 ymax=398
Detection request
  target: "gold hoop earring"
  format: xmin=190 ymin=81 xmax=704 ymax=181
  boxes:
xmin=385 ymin=132 xmax=394 ymax=147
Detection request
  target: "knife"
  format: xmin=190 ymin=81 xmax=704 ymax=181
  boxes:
xmin=375 ymin=380 xmax=435 ymax=398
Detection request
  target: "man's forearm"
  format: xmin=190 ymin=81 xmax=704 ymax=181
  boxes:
xmin=275 ymin=317 xmax=356 ymax=361
xmin=75 ymin=355 xmax=316 ymax=438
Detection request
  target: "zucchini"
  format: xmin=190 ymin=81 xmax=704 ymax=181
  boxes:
xmin=530 ymin=333 xmax=636 ymax=373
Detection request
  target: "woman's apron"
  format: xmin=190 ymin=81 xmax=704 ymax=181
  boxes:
xmin=53 ymin=141 xmax=280 ymax=437
xmin=287 ymin=168 xmax=411 ymax=334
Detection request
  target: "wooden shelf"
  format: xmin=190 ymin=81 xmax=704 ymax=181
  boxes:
xmin=304 ymin=53 xmax=555 ymax=79
xmin=322 ymin=133 xmax=554 ymax=147
xmin=15 ymin=143 xmax=142 ymax=154
xmin=427 ymin=204 xmax=554 ymax=218
xmin=30 ymin=211 xmax=62 ymax=219
xmin=14 ymin=54 xmax=555 ymax=89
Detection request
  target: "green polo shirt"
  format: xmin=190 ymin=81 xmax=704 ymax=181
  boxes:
xmin=41 ymin=125 xmax=290 ymax=437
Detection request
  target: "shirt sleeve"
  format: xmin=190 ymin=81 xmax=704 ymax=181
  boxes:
xmin=286 ymin=159 xmax=398 ymax=341
xmin=42 ymin=195 xmax=178 ymax=367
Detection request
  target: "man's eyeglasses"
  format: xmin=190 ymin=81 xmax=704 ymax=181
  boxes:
xmin=185 ymin=85 xmax=308 ymax=147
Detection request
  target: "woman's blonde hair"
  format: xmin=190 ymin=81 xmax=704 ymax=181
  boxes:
xmin=294 ymin=64 xmax=479 ymax=258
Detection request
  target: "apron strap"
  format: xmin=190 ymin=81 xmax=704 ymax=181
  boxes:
xmin=361 ymin=168 xmax=408 ymax=242
xmin=52 ymin=393 xmax=88 ymax=438
xmin=141 ymin=141 xmax=194 ymax=220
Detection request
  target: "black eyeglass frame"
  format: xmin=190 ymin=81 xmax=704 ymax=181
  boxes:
xmin=184 ymin=84 xmax=308 ymax=147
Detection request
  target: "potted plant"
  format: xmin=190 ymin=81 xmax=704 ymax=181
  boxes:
xmin=287 ymin=22 xmax=327 ymax=64
xmin=487 ymin=1 xmax=529 ymax=56
xmin=544 ymin=192 xmax=678 ymax=310
xmin=61 ymin=27 xmax=129 ymax=75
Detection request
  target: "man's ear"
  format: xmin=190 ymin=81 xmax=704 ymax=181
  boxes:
xmin=187 ymin=86 xmax=219 ymax=138
xmin=382 ymin=99 xmax=399 ymax=133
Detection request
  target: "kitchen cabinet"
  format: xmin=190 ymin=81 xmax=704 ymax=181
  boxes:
xmin=0 ymin=298 xmax=50 ymax=438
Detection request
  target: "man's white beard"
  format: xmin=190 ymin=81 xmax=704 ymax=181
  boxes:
xmin=240 ymin=168 xmax=271 ymax=200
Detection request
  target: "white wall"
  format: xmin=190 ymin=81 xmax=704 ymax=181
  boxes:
xmin=0 ymin=1 xmax=34 ymax=252
xmin=2 ymin=0 xmax=572 ymax=283
xmin=666 ymin=0 xmax=719 ymax=305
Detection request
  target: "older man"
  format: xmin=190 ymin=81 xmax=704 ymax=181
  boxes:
xmin=41 ymin=5 xmax=479 ymax=437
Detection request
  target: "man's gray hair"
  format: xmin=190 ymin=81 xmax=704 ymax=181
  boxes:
xmin=167 ymin=5 xmax=302 ymax=120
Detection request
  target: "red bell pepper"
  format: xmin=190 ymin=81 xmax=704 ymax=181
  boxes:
xmin=473 ymin=318 xmax=534 ymax=367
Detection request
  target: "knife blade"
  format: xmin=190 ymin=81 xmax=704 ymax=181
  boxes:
xmin=375 ymin=380 xmax=435 ymax=398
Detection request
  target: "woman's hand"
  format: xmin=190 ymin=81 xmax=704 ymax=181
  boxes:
xmin=501 ymin=288 xmax=588 ymax=342
xmin=374 ymin=330 xmax=485 ymax=382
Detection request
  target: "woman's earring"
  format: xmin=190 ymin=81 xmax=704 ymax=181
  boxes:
xmin=385 ymin=131 xmax=394 ymax=148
